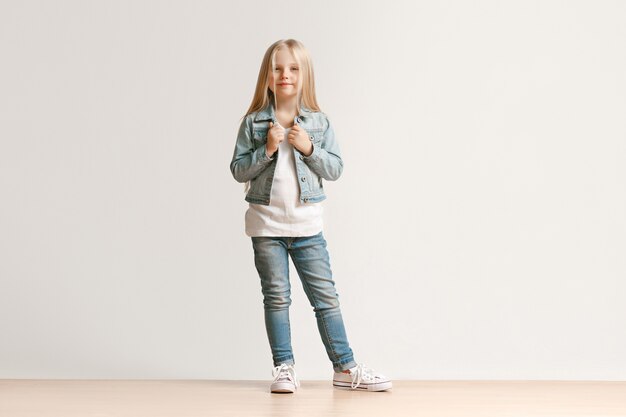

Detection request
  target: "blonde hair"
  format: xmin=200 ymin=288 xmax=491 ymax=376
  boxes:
xmin=243 ymin=39 xmax=321 ymax=120
xmin=241 ymin=39 xmax=322 ymax=194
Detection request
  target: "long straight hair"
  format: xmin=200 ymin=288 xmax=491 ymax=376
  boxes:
xmin=242 ymin=39 xmax=321 ymax=120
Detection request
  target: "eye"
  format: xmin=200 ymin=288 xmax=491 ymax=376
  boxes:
xmin=291 ymin=67 xmax=299 ymax=71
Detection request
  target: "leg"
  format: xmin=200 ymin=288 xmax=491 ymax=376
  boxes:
xmin=251 ymin=236 xmax=295 ymax=367
xmin=288 ymin=231 xmax=357 ymax=372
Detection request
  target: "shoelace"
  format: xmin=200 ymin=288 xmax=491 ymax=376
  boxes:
xmin=272 ymin=363 xmax=300 ymax=388
xmin=349 ymin=363 xmax=379 ymax=389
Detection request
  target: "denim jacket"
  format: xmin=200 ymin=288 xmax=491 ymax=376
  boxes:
xmin=230 ymin=101 xmax=343 ymax=205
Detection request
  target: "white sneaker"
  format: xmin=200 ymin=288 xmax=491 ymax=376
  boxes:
xmin=270 ymin=363 xmax=300 ymax=393
xmin=333 ymin=363 xmax=392 ymax=391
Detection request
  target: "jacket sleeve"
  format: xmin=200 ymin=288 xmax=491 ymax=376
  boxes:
xmin=230 ymin=116 xmax=276 ymax=183
xmin=301 ymin=116 xmax=344 ymax=181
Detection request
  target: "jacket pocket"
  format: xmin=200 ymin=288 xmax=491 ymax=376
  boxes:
xmin=307 ymin=128 xmax=324 ymax=144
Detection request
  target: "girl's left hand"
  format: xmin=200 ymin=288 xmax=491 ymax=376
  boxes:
xmin=288 ymin=125 xmax=313 ymax=156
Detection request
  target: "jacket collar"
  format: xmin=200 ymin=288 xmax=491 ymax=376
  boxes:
xmin=253 ymin=100 xmax=312 ymax=122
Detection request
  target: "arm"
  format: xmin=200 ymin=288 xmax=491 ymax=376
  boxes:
xmin=301 ymin=116 xmax=344 ymax=181
xmin=230 ymin=117 xmax=276 ymax=183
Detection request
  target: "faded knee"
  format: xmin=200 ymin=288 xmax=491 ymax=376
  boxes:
xmin=263 ymin=292 xmax=292 ymax=310
xmin=312 ymin=295 xmax=340 ymax=314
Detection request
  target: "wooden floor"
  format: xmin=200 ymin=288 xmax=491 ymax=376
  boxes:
xmin=1 ymin=380 xmax=625 ymax=416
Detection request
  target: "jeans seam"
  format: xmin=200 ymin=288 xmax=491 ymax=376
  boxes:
xmin=254 ymin=237 xmax=294 ymax=366
xmin=292 ymin=260 xmax=340 ymax=366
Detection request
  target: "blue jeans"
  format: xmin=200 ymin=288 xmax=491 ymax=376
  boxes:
xmin=251 ymin=231 xmax=357 ymax=372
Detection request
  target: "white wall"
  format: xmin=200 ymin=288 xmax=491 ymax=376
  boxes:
xmin=1 ymin=0 xmax=624 ymax=380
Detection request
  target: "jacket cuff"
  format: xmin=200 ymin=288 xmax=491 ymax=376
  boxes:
xmin=259 ymin=145 xmax=275 ymax=162
xmin=302 ymin=143 xmax=320 ymax=162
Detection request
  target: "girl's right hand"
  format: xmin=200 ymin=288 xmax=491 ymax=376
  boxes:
xmin=266 ymin=121 xmax=285 ymax=156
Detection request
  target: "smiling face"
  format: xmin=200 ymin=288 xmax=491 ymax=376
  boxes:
xmin=267 ymin=47 xmax=300 ymax=102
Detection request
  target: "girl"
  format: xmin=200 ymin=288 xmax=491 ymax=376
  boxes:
xmin=230 ymin=39 xmax=392 ymax=393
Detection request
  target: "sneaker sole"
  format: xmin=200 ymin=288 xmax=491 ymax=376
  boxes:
xmin=333 ymin=380 xmax=392 ymax=391
xmin=271 ymin=382 xmax=297 ymax=393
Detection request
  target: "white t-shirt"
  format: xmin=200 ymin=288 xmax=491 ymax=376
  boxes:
xmin=245 ymin=127 xmax=323 ymax=237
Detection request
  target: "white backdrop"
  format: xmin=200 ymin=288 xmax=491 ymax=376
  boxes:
xmin=1 ymin=0 xmax=624 ymax=380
